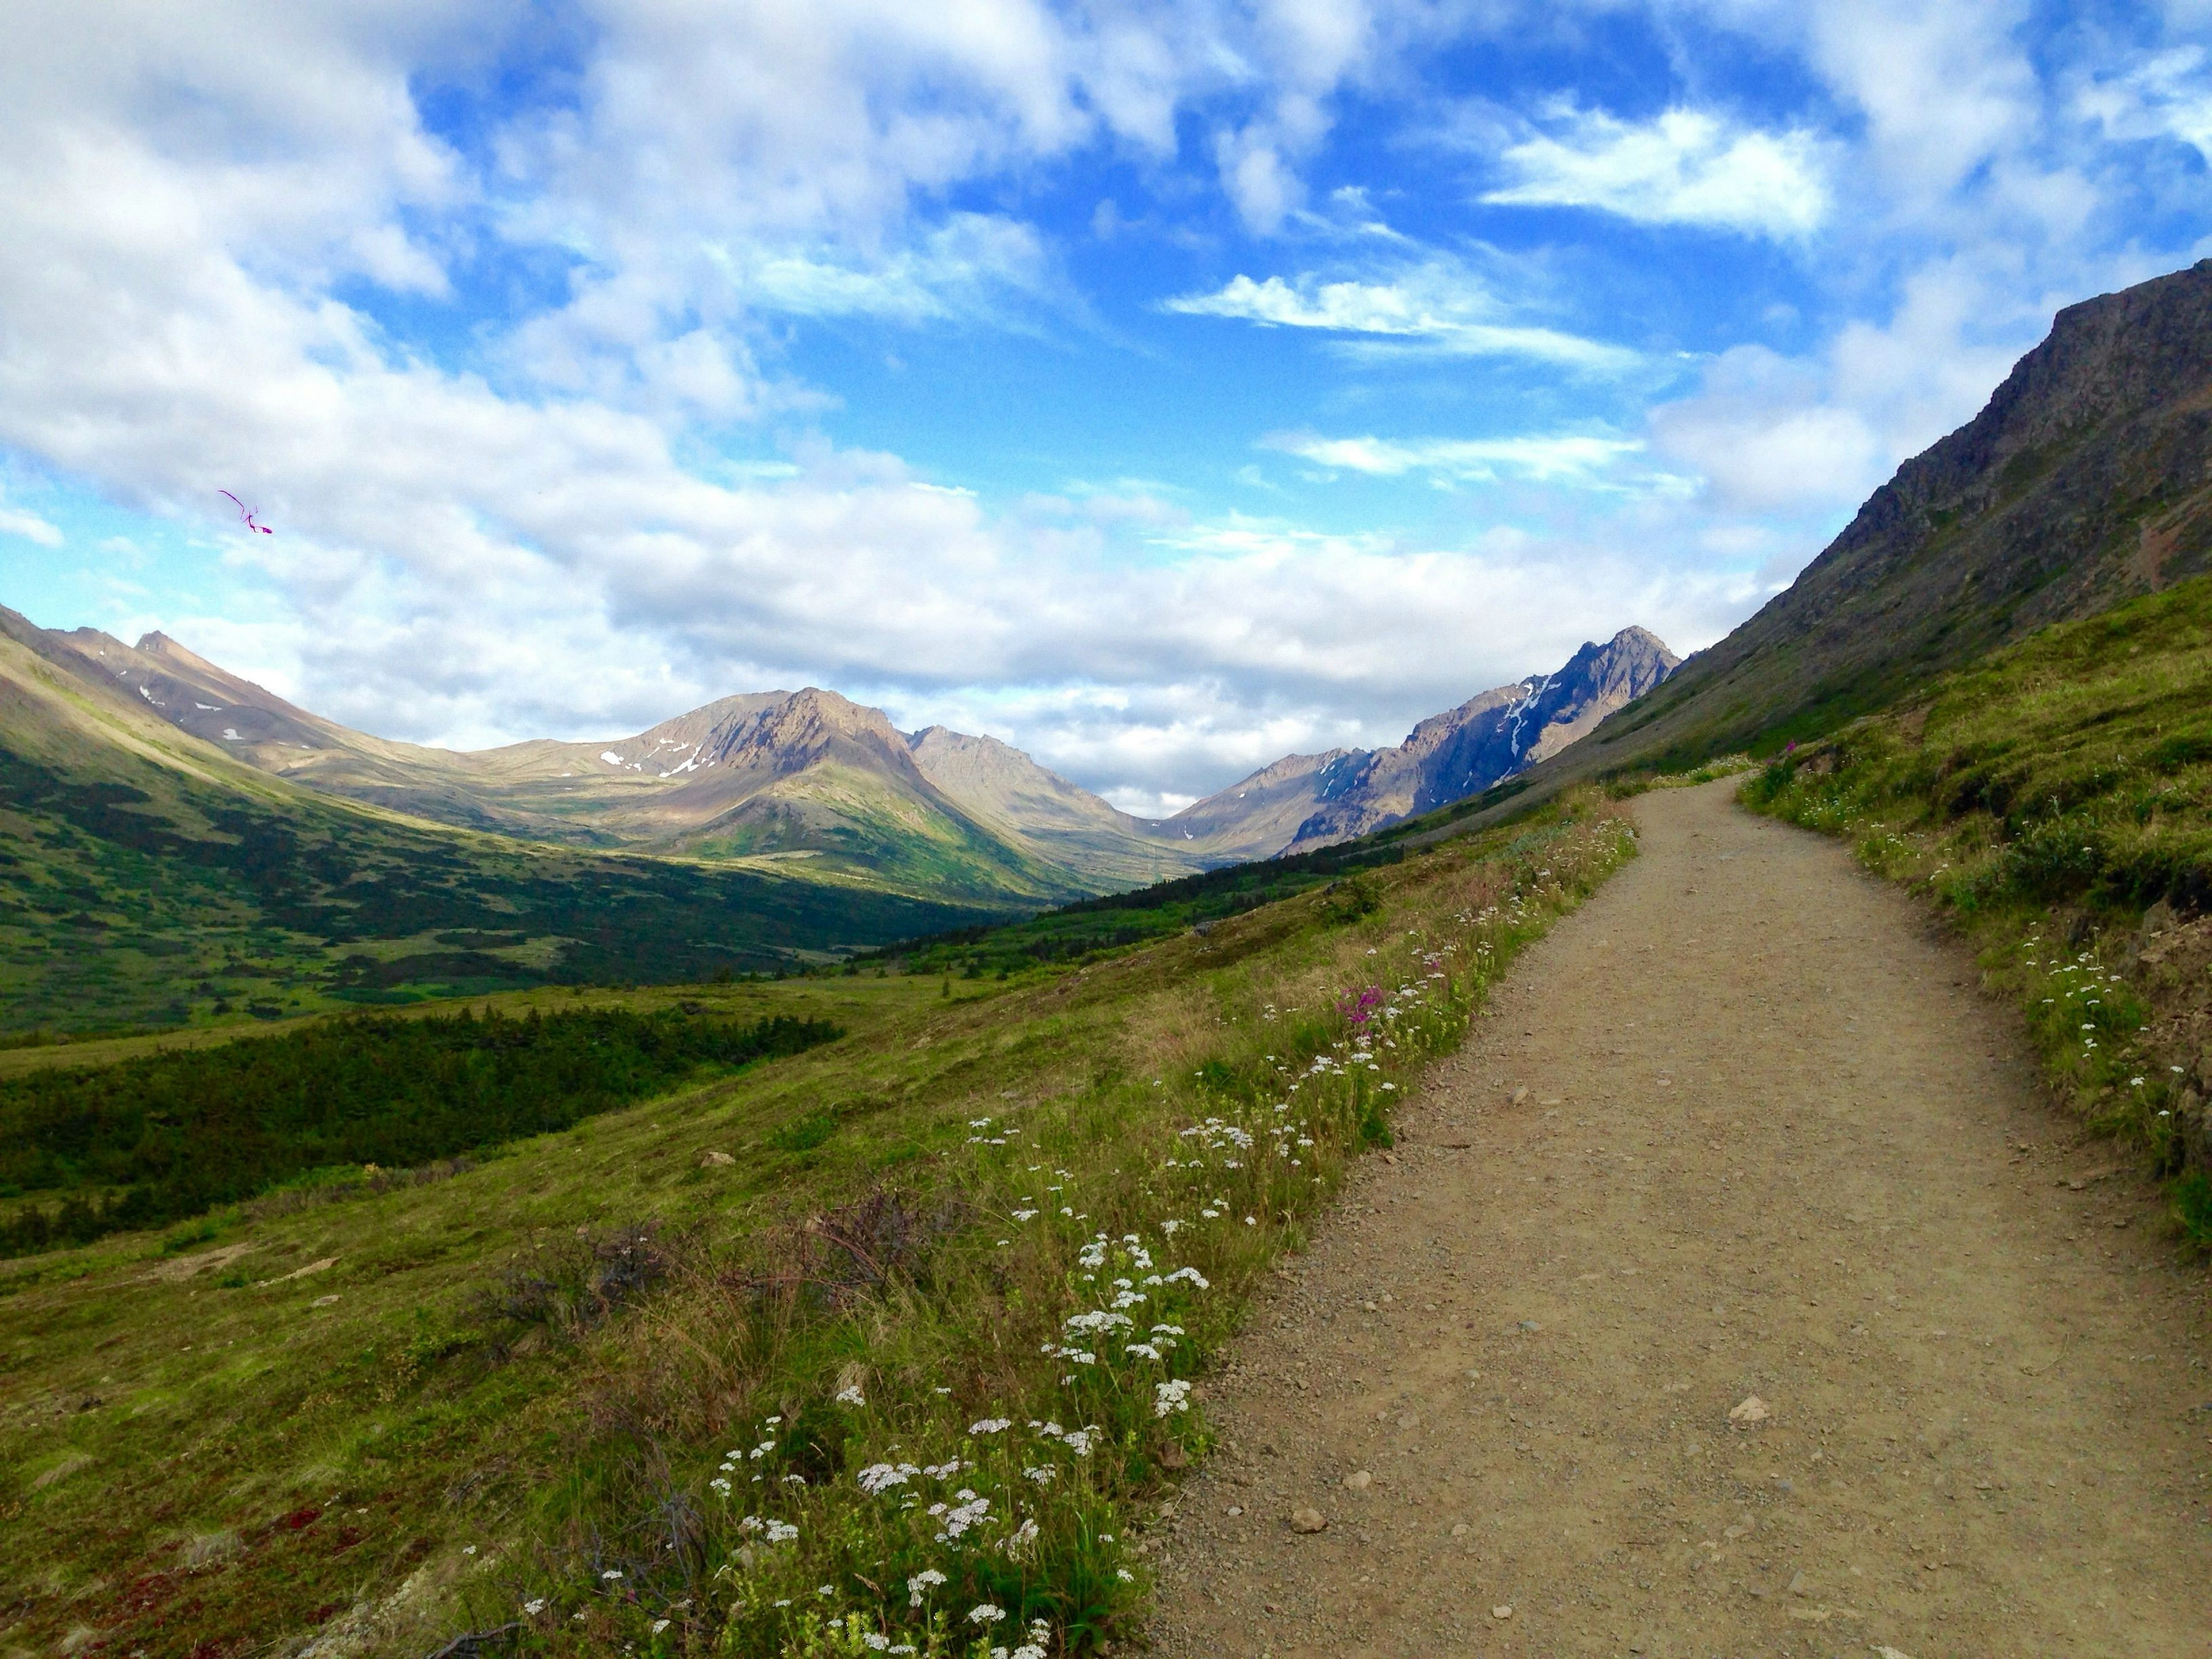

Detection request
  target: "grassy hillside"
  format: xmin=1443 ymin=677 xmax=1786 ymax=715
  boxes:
xmin=874 ymin=840 xmax=1407 ymax=980
xmin=1743 ymin=573 xmax=2212 ymax=1237
xmin=0 ymin=792 xmax=1634 ymax=1658
xmin=0 ymin=630 xmax=1010 ymax=1036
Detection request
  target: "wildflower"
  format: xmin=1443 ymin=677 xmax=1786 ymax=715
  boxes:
xmin=1063 ymin=1428 xmax=1096 ymax=1456
xmin=970 ymin=1418 xmax=1012 ymax=1435
xmin=738 ymin=1516 xmax=764 ymax=1532
xmin=521 ymin=1599 xmax=546 ymax=1616
xmin=1155 ymin=1378 xmax=1194 ymax=1416
xmin=1244 ymin=1216 xmax=1257 ymax=1226
xmin=1165 ymin=1266 xmax=1211 ymax=1289
xmin=908 ymin=1569 xmax=947 ymax=1607
xmin=858 ymin=1463 xmax=920 ymax=1493
xmin=709 ymin=1477 xmax=733 ymax=1495
xmin=835 ymin=1384 xmax=866 ymax=1407
xmin=653 ymin=1619 xmax=671 ymax=1634
xmin=601 ymin=1569 xmax=623 ymax=1580
xmin=863 ymin=1637 xmax=891 ymax=1653
xmin=1024 ymin=1465 xmax=1056 ymax=1483
xmin=969 ymin=1604 xmax=1007 ymax=1625
xmin=1117 ymin=1569 xmax=1135 ymax=1582
xmin=766 ymin=1520 xmax=798 ymax=1544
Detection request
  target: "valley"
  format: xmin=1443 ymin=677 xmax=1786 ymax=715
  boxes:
xmin=5 ymin=263 xmax=2212 ymax=1659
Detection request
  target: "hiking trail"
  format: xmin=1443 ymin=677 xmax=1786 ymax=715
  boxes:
xmin=1145 ymin=778 xmax=2212 ymax=1658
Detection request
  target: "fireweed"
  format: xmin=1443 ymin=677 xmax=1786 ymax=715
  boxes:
xmin=485 ymin=804 xmax=1638 ymax=1656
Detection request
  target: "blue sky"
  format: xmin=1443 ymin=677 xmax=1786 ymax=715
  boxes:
xmin=3 ymin=2 xmax=2211 ymax=812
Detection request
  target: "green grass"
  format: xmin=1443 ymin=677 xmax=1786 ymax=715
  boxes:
xmin=0 ymin=793 xmax=1635 ymax=1657
xmin=871 ymin=843 xmax=1404 ymax=980
xmin=0 ymin=1006 xmax=842 ymax=1253
xmin=0 ymin=734 xmax=1012 ymax=1039
xmin=1744 ymin=573 xmax=2212 ymax=1238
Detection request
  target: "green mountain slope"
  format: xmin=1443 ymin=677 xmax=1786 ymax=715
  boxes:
xmin=1426 ymin=259 xmax=2212 ymax=828
xmin=17 ymin=616 xmax=1204 ymax=902
xmin=0 ymin=625 xmax=1009 ymax=1034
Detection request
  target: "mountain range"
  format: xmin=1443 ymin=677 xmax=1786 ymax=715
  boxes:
xmin=11 ymin=615 xmax=1678 ymax=900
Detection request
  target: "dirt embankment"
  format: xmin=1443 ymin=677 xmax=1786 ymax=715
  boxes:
xmin=1146 ymin=778 xmax=2212 ymax=1658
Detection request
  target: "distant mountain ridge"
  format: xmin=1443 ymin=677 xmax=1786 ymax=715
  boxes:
xmin=1160 ymin=627 xmax=1679 ymax=855
xmin=10 ymin=607 xmax=1679 ymax=896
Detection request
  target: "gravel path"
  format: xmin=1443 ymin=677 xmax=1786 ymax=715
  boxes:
xmin=1144 ymin=778 xmax=2212 ymax=1658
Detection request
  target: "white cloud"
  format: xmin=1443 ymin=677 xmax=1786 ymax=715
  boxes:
xmin=0 ymin=510 xmax=63 ymax=548
xmin=1483 ymin=105 xmax=1831 ymax=238
xmin=2077 ymin=46 xmax=2212 ymax=162
xmin=3 ymin=0 xmax=2202 ymax=808
xmin=1649 ymin=261 xmax=2034 ymax=517
xmin=1263 ymin=430 xmax=1654 ymax=487
xmin=1163 ymin=267 xmax=1637 ymax=371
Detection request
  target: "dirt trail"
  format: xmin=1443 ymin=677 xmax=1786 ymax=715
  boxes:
xmin=1146 ymin=779 xmax=2212 ymax=1658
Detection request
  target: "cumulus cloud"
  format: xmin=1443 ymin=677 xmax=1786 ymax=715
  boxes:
xmin=1649 ymin=262 xmax=2036 ymax=517
xmin=1483 ymin=105 xmax=1832 ymax=238
xmin=2 ymin=0 xmax=2206 ymax=806
xmin=1163 ymin=267 xmax=1637 ymax=370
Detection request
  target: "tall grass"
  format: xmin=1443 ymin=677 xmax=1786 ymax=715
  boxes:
xmin=453 ymin=800 xmax=1639 ymax=1654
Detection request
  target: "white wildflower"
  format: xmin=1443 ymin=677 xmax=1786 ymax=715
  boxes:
xmin=857 ymin=1463 xmax=920 ymax=1494
xmin=835 ymin=1385 xmax=866 ymax=1407
xmin=968 ymin=1604 xmax=1007 ymax=1625
xmin=970 ymin=1418 xmax=1012 ymax=1435
xmin=766 ymin=1520 xmax=798 ymax=1544
xmin=1155 ymin=1378 xmax=1193 ymax=1417
xmin=907 ymin=1569 xmax=947 ymax=1608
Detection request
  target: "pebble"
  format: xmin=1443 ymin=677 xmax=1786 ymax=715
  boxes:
xmin=1491 ymin=1604 xmax=1513 ymax=1620
xmin=1729 ymin=1395 xmax=1771 ymax=1425
xmin=1343 ymin=1470 xmax=1373 ymax=1491
xmin=1290 ymin=1508 xmax=1327 ymax=1533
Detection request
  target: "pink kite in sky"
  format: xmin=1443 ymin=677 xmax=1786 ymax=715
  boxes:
xmin=218 ymin=490 xmax=274 ymax=535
